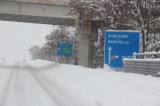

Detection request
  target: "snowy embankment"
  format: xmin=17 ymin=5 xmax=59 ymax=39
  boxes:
xmin=27 ymin=60 xmax=160 ymax=106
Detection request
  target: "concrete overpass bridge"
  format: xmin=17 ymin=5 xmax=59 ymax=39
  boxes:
xmin=0 ymin=0 xmax=98 ymax=68
xmin=0 ymin=0 xmax=76 ymax=26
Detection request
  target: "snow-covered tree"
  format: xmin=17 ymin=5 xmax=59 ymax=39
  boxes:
xmin=132 ymin=0 xmax=160 ymax=52
xmin=69 ymin=0 xmax=137 ymax=29
xmin=29 ymin=26 xmax=78 ymax=65
xmin=69 ymin=0 xmax=160 ymax=51
xmin=29 ymin=46 xmax=41 ymax=60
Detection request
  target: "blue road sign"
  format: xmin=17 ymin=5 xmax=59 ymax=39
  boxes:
xmin=57 ymin=43 xmax=73 ymax=56
xmin=104 ymin=30 xmax=140 ymax=68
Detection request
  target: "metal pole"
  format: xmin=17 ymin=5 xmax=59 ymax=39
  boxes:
xmin=144 ymin=0 xmax=146 ymax=52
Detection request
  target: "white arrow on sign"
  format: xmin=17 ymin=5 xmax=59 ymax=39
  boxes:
xmin=111 ymin=55 xmax=119 ymax=60
xmin=115 ymin=55 xmax=119 ymax=59
xmin=108 ymin=47 xmax=112 ymax=64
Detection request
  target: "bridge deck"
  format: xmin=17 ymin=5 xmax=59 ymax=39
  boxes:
xmin=0 ymin=1 xmax=76 ymax=26
xmin=1 ymin=0 xmax=68 ymax=5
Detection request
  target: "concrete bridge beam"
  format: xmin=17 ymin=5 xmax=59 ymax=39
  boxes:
xmin=0 ymin=1 xmax=76 ymax=25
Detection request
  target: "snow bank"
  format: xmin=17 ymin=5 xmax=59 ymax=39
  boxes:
xmin=27 ymin=60 xmax=160 ymax=106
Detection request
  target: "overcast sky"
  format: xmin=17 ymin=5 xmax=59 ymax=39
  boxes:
xmin=0 ymin=20 xmax=53 ymax=62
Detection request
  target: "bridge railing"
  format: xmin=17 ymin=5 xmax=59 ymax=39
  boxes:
xmin=123 ymin=52 xmax=160 ymax=77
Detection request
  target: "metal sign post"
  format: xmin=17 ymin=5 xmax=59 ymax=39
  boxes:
xmin=104 ymin=30 xmax=140 ymax=69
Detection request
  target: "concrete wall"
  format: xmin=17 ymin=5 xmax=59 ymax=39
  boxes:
xmin=2 ymin=0 xmax=68 ymax=5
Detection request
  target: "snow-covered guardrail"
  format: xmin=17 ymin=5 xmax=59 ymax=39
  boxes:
xmin=123 ymin=52 xmax=160 ymax=77
xmin=133 ymin=52 xmax=160 ymax=59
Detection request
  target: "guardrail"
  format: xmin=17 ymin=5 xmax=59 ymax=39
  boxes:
xmin=123 ymin=52 xmax=160 ymax=77
xmin=133 ymin=52 xmax=160 ymax=59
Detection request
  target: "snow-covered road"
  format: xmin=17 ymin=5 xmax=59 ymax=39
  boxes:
xmin=0 ymin=62 xmax=89 ymax=106
xmin=1 ymin=60 xmax=160 ymax=106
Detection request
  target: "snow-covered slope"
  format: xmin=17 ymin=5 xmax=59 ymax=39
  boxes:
xmin=0 ymin=59 xmax=160 ymax=106
xmin=27 ymin=60 xmax=160 ymax=106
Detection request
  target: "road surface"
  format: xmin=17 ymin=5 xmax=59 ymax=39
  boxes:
xmin=0 ymin=62 xmax=89 ymax=106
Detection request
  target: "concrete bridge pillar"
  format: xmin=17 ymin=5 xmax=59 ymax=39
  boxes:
xmin=75 ymin=11 xmax=98 ymax=68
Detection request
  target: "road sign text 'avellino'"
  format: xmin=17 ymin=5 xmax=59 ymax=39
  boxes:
xmin=104 ymin=30 xmax=140 ymax=68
